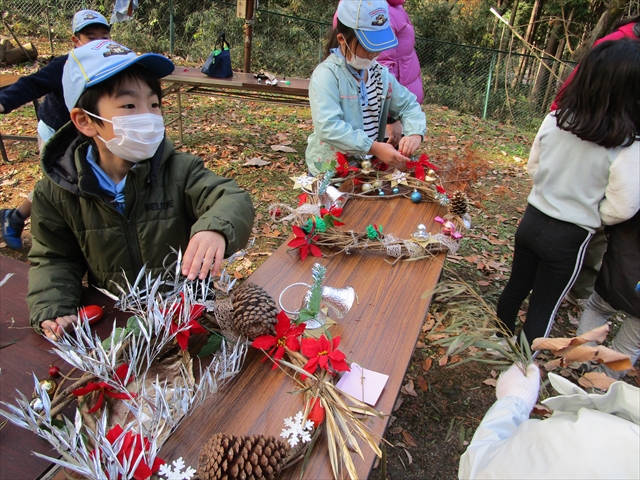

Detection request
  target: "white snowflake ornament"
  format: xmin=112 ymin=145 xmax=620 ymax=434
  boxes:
xmin=386 ymin=169 xmax=409 ymax=187
xmin=280 ymin=410 xmax=314 ymax=448
xmin=291 ymin=175 xmax=317 ymax=190
xmin=158 ymin=457 xmax=197 ymax=480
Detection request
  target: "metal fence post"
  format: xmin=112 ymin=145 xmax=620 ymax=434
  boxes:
xmin=482 ymin=52 xmax=497 ymax=120
xmin=169 ymin=0 xmax=174 ymax=55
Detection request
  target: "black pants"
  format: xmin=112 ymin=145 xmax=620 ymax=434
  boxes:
xmin=497 ymin=205 xmax=592 ymax=344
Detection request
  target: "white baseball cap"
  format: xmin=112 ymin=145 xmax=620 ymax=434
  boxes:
xmin=337 ymin=0 xmax=398 ymax=52
xmin=72 ymin=10 xmax=110 ymax=34
xmin=62 ymin=40 xmax=175 ymax=111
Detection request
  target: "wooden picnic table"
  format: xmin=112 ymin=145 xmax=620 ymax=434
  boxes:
xmin=0 ymin=255 xmax=130 ymax=480
xmin=0 ymin=74 xmax=39 ymax=163
xmin=161 ymin=68 xmax=309 ymax=143
xmin=159 ymin=196 xmax=447 ymax=479
xmin=0 ymin=194 xmax=447 ymax=479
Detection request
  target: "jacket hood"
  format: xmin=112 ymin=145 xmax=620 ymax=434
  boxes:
xmin=41 ymin=122 xmax=169 ymax=195
xmin=387 ymin=0 xmax=406 ymax=6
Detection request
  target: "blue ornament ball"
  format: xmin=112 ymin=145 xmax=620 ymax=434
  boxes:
xmin=378 ymin=189 xmax=385 ymax=196
xmin=392 ymin=186 xmax=400 ymax=194
xmin=410 ymin=191 xmax=423 ymax=203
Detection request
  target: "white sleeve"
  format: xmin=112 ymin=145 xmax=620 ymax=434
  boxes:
xmin=458 ymin=397 xmax=531 ymax=479
xmin=527 ymin=133 xmax=542 ymax=179
xmin=600 ymin=141 xmax=640 ymax=225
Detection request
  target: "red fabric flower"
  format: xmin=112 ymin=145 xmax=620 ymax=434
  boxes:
xmin=297 ymin=193 xmax=308 ymax=207
xmin=320 ymin=206 xmax=345 ymax=227
xmin=300 ymin=335 xmax=350 ymax=380
xmin=72 ymin=364 xmax=136 ymax=413
xmin=167 ymin=294 xmax=207 ymax=350
xmin=252 ymin=311 xmax=306 ymax=369
xmin=101 ymin=424 xmax=165 ymax=480
xmin=406 ymin=154 xmax=438 ymax=181
xmin=335 ymin=152 xmax=359 ymax=177
xmin=288 ymin=225 xmax=322 ymax=261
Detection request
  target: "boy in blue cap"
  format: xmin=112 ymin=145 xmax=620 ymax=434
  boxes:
xmin=27 ymin=40 xmax=255 ymax=340
xmin=0 ymin=10 xmax=111 ymax=250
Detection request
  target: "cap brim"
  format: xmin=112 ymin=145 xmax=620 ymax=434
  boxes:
xmin=87 ymin=53 xmax=175 ymax=87
xmin=354 ymin=26 xmax=398 ymax=53
xmin=74 ymin=22 xmax=112 ymax=34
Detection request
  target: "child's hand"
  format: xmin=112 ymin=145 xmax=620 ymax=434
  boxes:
xmin=182 ymin=230 xmax=227 ymax=281
xmin=385 ymin=122 xmax=403 ymax=147
xmin=398 ymin=134 xmax=422 ymax=157
xmin=370 ymin=142 xmax=411 ymax=169
xmin=41 ymin=315 xmax=78 ymax=341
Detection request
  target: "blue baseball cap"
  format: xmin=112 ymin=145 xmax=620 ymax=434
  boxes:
xmin=63 ymin=40 xmax=175 ymax=111
xmin=337 ymin=0 xmax=398 ymax=52
xmin=72 ymin=10 xmax=110 ymax=34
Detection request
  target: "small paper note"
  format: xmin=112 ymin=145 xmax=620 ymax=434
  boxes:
xmin=335 ymin=363 xmax=389 ymax=406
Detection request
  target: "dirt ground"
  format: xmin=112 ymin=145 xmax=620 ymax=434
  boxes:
xmin=1 ymin=43 xmax=638 ymax=479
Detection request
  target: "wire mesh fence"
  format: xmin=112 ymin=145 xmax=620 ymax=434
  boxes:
xmin=2 ymin=0 xmax=574 ymax=128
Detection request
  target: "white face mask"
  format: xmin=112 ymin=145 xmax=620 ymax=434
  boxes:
xmin=85 ymin=111 xmax=165 ymax=163
xmin=344 ymin=43 xmax=378 ymax=70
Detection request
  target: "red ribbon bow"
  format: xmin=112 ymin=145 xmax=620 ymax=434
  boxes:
xmin=406 ymin=154 xmax=438 ymax=181
xmin=434 ymin=216 xmax=463 ymax=239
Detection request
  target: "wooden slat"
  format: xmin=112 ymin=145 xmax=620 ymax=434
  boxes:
xmin=0 ymin=256 xmax=129 ymax=480
xmin=159 ymin=197 xmax=447 ymax=479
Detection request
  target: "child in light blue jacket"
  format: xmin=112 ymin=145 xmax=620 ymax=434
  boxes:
xmin=306 ymin=0 xmax=426 ymax=175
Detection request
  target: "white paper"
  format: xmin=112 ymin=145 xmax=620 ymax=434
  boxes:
xmin=335 ymin=363 xmax=389 ymax=407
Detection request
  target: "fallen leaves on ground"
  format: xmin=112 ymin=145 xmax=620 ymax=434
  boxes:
xmin=578 ymin=372 xmax=616 ymax=391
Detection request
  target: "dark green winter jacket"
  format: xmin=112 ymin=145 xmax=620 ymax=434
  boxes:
xmin=27 ymin=123 xmax=255 ymax=332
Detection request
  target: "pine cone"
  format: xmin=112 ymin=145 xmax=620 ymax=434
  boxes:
xmin=198 ymin=433 xmax=289 ymax=480
xmin=231 ymin=283 xmax=279 ymax=339
xmin=449 ymin=191 xmax=469 ymax=217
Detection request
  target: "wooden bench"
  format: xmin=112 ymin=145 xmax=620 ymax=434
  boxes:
xmin=0 ymin=194 xmax=447 ymax=479
xmin=161 ymin=68 xmax=309 ymax=143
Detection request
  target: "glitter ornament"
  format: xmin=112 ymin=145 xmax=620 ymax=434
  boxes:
xmin=436 ymin=193 xmax=450 ymax=206
xmin=362 ymin=183 xmax=373 ymax=193
xmin=361 ymin=159 xmax=372 ymax=170
xmin=38 ymin=379 xmax=57 ymax=397
xmin=29 ymin=397 xmax=44 ymax=413
xmin=412 ymin=224 xmax=430 ymax=241
xmin=410 ymin=190 xmax=423 ymax=203
xmin=392 ymin=186 xmax=400 ymax=194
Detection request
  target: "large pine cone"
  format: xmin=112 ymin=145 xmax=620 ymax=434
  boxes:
xmin=449 ymin=190 xmax=469 ymax=217
xmin=198 ymin=433 xmax=289 ymax=480
xmin=231 ymin=283 xmax=279 ymax=339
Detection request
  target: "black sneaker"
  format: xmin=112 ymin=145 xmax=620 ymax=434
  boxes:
xmin=1 ymin=209 xmax=24 ymax=250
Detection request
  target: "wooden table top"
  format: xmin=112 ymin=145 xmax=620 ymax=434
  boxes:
xmin=0 ymin=256 xmax=129 ymax=480
xmin=163 ymin=67 xmax=309 ymax=97
xmin=159 ymin=196 xmax=447 ymax=479
xmin=0 ymin=74 xmax=21 ymax=89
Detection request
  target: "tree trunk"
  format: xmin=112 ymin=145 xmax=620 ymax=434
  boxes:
xmin=514 ymin=0 xmax=545 ymax=87
xmin=3 ymin=42 xmax=38 ymax=64
xmin=531 ymin=19 xmax=561 ymax=105
xmin=571 ymin=0 xmax=626 ymax=61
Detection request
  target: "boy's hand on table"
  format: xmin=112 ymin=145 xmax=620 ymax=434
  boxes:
xmin=182 ymin=230 xmax=226 ymax=280
xmin=398 ymin=134 xmax=422 ymax=158
xmin=41 ymin=315 xmax=78 ymax=341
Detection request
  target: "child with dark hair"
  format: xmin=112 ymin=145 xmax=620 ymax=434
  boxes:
xmin=0 ymin=10 xmax=112 ymax=250
xmin=27 ymin=40 xmax=255 ymax=340
xmin=307 ymin=0 xmax=426 ymax=174
xmin=496 ymin=38 xmax=640 ymax=347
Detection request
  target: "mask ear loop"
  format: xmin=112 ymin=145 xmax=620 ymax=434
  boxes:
xmin=278 ymin=282 xmax=311 ymax=315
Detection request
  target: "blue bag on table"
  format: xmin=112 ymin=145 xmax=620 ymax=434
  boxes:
xmin=201 ymin=32 xmax=233 ymax=78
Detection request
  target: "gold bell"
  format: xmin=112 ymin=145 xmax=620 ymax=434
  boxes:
xmin=38 ymin=379 xmax=57 ymax=397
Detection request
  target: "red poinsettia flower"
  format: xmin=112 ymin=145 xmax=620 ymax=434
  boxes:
xmin=320 ymin=206 xmax=345 ymax=227
xmin=252 ymin=311 xmax=306 ymax=369
xmin=335 ymin=152 xmax=359 ymax=177
xmin=72 ymin=364 xmax=136 ymax=413
xmin=297 ymin=193 xmax=308 ymax=207
xmin=300 ymin=335 xmax=350 ymax=380
xmin=166 ymin=294 xmax=207 ymax=350
xmin=288 ymin=225 xmax=322 ymax=261
xmin=101 ymin=424 xmax=165 ymax=480
xmin=406 ymin=154 xmax=439 ymax=181
xmin=436 ymin=185 xmax=447 ymax=195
